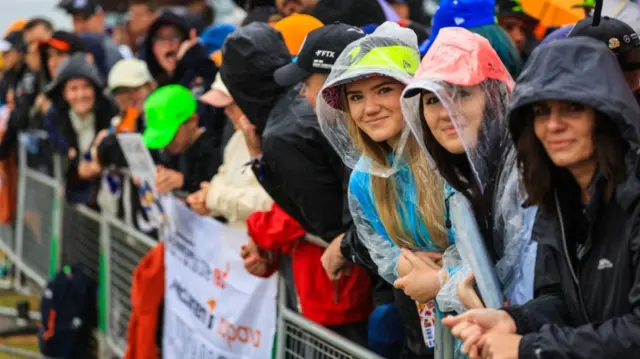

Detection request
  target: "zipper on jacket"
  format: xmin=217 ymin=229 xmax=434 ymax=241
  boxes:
xmin=554 ymin=191 xmax=591 ymax=323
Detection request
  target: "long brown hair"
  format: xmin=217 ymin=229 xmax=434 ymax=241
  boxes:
xmin=516 ymin=110 xmax=627 ymax=209
xmin=344 ymin=92 xmax=449 ymax=250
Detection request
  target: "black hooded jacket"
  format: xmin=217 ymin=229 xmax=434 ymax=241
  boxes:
xmin=143 ymin=11 xmax=217 ymax=90
xmin=46 ymin=54 xmax=117 ymax=205
xmin=221 ymin=22 xmax=348 ymax=242
xmin=504 ymin=37 xmax=640 ymax=359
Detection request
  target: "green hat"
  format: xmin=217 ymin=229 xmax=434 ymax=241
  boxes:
xmin=142 ymin=85 xmax=198 ymax=149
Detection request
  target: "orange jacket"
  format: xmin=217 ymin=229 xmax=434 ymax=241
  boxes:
xmin=124 ymin=242 xmax=165 ymax=359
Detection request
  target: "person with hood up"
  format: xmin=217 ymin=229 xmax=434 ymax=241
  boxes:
xmin=419 ymin=0 xmax=523 ymax=79
xmin=38 ymin=31 xmax=90 ymax=152
xmin=398 ymin=27 xmax=538 ymax=320
xmin=45 ymin=53 xmax=117 ymax=205
xmin=221 ymin=22 xmax=373 ymax=347
xmin=142 ymin=85 xmax=221 ymax=195
xmin=443 ymin=36 xmax=640 ymax=359
xmin=314 ymin=21 xmax=452 ymax=358
xmin=57 ymin=0 xmax=124 ymax=70
xmin=274 ymin=22 xmax=413 ymax=358
xmin=143 ymin=10 xmax=217 ymax=91
xmin=568 ymin=14 xmax=640 ymax=97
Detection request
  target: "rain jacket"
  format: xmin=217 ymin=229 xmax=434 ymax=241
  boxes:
xmin=401 ymin=28 xmax=537 ymax=309
xmin=221 ymin=22 xmax=373 ymax=325
xmin=504 ymin=37 xmax=640 ymax=359
xmin=45 ymin=54 xmax=117 ymax=205
xmin=247 ymin=204 xmax=373 ymax=326
xmin=205 ymin=130 xmax=273 ymax=229
xmin=349 ymin=164 xmax=456 ymax=283
xmin=220 ymin=22 xmax=352 ymax=243
xmin=316 ymin=22 xmax=445 ymax=357
xmin=123 ymin=242 xmax=164 ymax=359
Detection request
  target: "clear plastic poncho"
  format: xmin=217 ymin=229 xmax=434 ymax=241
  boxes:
xmin=401 ymin=27 xmax=538 ymax=309
xmin=317 ymin=22 xmax=450 ymax=283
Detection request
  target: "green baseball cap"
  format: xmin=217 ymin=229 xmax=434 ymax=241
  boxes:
xmin=142 ymin=85 xmax=198 ymax=149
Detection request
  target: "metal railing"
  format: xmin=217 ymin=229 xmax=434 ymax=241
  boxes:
xmin=0 ymin=133 xmax=386 ymax=359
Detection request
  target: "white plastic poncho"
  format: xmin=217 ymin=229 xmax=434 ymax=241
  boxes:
xmin=317 ymin=22 xmax=449 ymax=283
xmin=401 ymin=27 xmax=538 ymax=310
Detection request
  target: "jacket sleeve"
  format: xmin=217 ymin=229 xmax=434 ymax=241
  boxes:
xmin=503 ymin=242 xmax=570 ymax=334
xmin=520 ymin=220 xmax=640 ymax=359
xmin=260 ymin=133 xmax=346 ymax=242
xmin=340 ymin=223 xmax=380 ymax=275
xmin=205 ymin=163 xmax=273 ymax=221
xmin=507 ymin=237 xmax=640 ymax=359
xmin=246 ymin=203 xmax=306 ymax=252
xmin=348 ymin=173 xmax=400 ymax=284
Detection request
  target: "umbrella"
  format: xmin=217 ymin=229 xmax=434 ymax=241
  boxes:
xmin=520 ymin=0 xmax=584 ymax=26
xmin=602 ymin=0 xmax=640 ymax=35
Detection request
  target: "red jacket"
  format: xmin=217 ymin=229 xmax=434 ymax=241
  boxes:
xmin=124 ymin=242 xmax=165 ymax=359
xmin=247 ymin=204 xmax=372 ymax=326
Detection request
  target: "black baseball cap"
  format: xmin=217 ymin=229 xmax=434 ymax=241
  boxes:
xmin=57 ymin=0 xmax=102 ymax=16
xmin=569 ymin=16 xmax=640 ymax=57
xmin=274 ymin=23 xmax=366 ymax=87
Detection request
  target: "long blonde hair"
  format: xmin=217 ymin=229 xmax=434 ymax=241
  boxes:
xmin=345 ymin=91 xmax=449 ymax=250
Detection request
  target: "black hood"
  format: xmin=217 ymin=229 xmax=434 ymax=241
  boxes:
xmin=509 ymin=36 xmax=640 ymax=151
xmin=45 ymin=53 xmax=103 ymax=108
xmin=143 ymin=11 xmax=190 ymax=82
xmin=508 ymin=36 xmax=640 ymax=208
xmin=220 ymin=22 xmax=290 ymax=133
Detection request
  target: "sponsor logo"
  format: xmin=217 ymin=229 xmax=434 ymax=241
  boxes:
xmin=167 ymin=312 xmax=229 ymax=359
xmin=167 ymin=232 xmax=212 ymax=281
xmin=218 ymin=317 xmax=262 ymax=349
xmin=170 ymin=280 xmax=216 ymax=329
xmin=597 ymin=258 xmax=613 ymax=270
xmin=315 ymin=50 xmax=335 ymax=58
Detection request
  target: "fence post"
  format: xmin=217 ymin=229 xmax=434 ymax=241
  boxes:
xmin=13 ymin=134 xmax=28 ymax=292
xmin=98 ymin=212 xmax=111 ymax=359
xmin=275 ymin=277 xmax=286 ymax=359
xmin=48 ymin=154 xmax=64 ymax=279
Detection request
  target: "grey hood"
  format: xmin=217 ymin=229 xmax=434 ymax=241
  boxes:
xmin=508 ymin=36 xmax=640 ymax=152
xmin=45 ymin=53 xmax=104 ymax=106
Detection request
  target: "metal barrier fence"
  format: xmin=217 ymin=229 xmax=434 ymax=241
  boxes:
xmin=0 ymin=135 xmax=385 ymax=359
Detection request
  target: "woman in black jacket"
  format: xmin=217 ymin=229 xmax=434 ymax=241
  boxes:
xmin=45 ymin=53 xmax=117 ymax=205
xmin=443 ymin=37 xmax=640 ymax=359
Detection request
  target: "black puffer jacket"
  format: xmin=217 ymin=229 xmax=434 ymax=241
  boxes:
xmin=505 ymin=37 xmax=640 ymax=359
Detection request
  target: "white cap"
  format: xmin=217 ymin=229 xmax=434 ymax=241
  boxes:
xmin=200 ymin=73 xmax=233 ymax=108
xmin=107 ymin=58 xmax=152 ymax=92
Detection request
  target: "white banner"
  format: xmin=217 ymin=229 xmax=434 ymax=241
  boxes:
xmin=162 ymin=197 xmax=278 ymax=359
